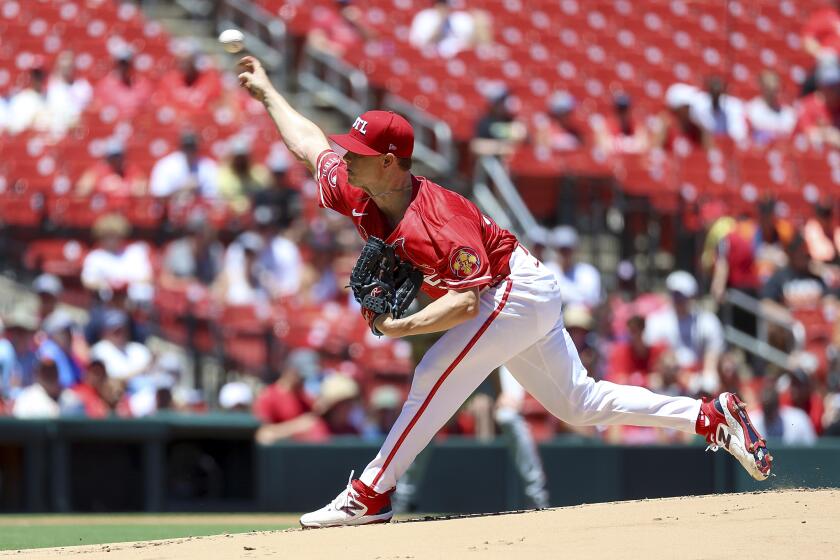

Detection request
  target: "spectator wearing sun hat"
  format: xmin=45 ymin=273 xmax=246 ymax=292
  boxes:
xmin=1 ymin=307 xmax=40 ymax=399
xmin=314 ymin=374 xmax=365 ymax=435
xmin=81 ymin=213 xmax=153 ymax=293
xmin=363 ymin=384 xmax=403 ymax=439
xmin=656 ymin=83 xmax=708 ymax=151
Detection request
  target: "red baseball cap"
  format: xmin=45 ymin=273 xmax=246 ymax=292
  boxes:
xmin=329 ymin=110 xmax=414 ymax=159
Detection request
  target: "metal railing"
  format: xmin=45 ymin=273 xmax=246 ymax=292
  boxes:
xmin=472 ymin=155 xmax=539 ymax=240
xmin=298 ymin=45 xmax=372 ymax=120
xmin=213 ymin=1 xmax=455 ymax=177
xmin=721 ymin=288 xmax=800 ymax=370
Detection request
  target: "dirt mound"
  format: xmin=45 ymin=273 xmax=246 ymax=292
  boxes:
xmin=5 ymin=489 xmax=837 ymax=560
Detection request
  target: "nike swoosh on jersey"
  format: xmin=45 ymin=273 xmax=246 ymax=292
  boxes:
xmin=352 ymin=209 xmax=367 ymax=217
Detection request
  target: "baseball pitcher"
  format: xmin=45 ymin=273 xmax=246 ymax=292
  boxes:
xmin=237 ymin=56 xmax=772 ymax=528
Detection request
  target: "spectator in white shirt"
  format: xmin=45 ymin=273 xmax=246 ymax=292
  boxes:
xmin=81 ymin=214 xmax=153 ymax=293
xmin=254 ymin=205 xmax=303 ymax=297
xmin=12 ymin=356 xmax=81 ymax=418
xmin=546 ymin=226 xmax=603 ymax=308
xmin=409 ymin=0 xmax=477 ymax=58
xmin=89 ymin=309 xmax=152 ymax=382
xmin=692 ymin=76 xmax=748 ymax=144
xmin=644 ymin=271 xmax=725 ymax=392
xmin=150 ymin=131 xmax=218 ymax=199
xmin=214 ymin=231 xmax=271 ymax=305
xmin=750 ymin=382 xmax=816 ymax=445
xmin=746 ymin=70 xmax=796 ymax=145
xmin=7 ymin=63 xmax=51 ymax=135
xmin=46 ymin=51 xmax=93 ymax=133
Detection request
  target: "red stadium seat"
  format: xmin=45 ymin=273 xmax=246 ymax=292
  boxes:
xmin=23 ymin=237 xmax=89 ymax=280
xmin=0 ymin=191 xmax=45 ymax=228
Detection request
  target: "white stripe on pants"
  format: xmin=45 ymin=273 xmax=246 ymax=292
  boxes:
xmin=360 ymin=247 xmax=701 ymax=493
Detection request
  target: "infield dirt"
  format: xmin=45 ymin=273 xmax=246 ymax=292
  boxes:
xmin=2 ymin=489 xmax=836 ymax=559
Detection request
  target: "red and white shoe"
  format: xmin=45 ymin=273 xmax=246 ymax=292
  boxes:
xmin=696 ymin=393 xmax=773 ymax=481
xmin=300 ymin=472 xmax=394 ymax=528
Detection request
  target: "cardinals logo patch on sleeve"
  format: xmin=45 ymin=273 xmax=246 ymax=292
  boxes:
xmin=449 ymin=247 xmax=481 ymax=278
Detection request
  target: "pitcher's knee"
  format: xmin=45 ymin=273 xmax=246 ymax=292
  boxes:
xmin=558 ymin=403 xmax=591 ymax=426
xmin=561 ymin=376 xmax=601 ymax=426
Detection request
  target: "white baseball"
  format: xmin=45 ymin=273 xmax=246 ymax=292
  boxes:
xmin=218 ymin=29 xmax=245 ymax=54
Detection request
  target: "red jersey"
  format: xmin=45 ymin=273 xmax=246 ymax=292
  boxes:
xmin=802 ymin=7 xmax=840 ymax=56
xmin=158 ymin=69 xmax=222 ymax=117
xmin=315 ymin=150 xmax=519 ymax=298
xmin=71 ymin=383 xmax=110 ymax=419
xmin=796 ymin=93 xmax=840 ymax=132
xmin=93 ymin=72 xmax=152 ymax=119
xmin=309 ymin=7 xmax=365 ymax=54
xmin=253 ymin=383 xmax=331 ymax=442
xmin=719 ymin=223 xmax=759 ymax=291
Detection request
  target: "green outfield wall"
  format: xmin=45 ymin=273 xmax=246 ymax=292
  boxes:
xmin=0 ymin=416 xmax=837 ymax=513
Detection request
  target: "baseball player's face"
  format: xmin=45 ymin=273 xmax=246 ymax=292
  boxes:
xmin=343 ymin=152 xmax=386 ymax=193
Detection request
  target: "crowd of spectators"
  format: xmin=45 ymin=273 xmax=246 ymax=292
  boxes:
xmin=0 ymin=268 xmax=193 ymax=419
xmin=512 ymin=206 xmax=840 ymax=445
xmin=472 ymin=66 xmax=838 ymax=159
xmin=2 ymin=0 xmax=840 ymax=449
xmin=461 ymin=0 xmax=840 ymax=166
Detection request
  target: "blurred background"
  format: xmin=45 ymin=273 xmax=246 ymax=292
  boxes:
xmin=0 ymin=0 xmax=839 ymax=514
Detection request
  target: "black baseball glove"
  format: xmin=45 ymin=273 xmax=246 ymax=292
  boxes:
xmin=348 ymin=236 xmax=423 ymax=335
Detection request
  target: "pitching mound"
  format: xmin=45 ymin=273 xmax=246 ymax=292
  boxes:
xmin=4 ymin=489 xmax=837 ymax=559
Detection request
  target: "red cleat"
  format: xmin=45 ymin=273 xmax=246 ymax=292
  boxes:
xmin=696 ymin=393 xmax=773 ymax=481
xmin=300 ymin=472 xmax=394 ymax=528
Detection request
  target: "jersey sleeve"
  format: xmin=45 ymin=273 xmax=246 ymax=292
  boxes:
xmin=435 ymin=216 xmax=492 ymax=290
xmin=314 ymin=149 xmax=354 ymax=216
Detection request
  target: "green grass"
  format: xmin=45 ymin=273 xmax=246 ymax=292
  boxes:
xmin=0 ymin=523 xmax=293 ymax=551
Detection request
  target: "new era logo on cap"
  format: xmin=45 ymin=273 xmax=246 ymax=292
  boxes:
xmin=329 ymin=110 xmax=414 ymax=159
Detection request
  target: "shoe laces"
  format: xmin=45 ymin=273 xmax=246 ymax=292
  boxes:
xmin=331 ymin=470 xmax=356 ymax=511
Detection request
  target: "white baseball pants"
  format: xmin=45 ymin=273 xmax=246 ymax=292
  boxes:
xmin=359 ymin=247 xmax=702 ymax=493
